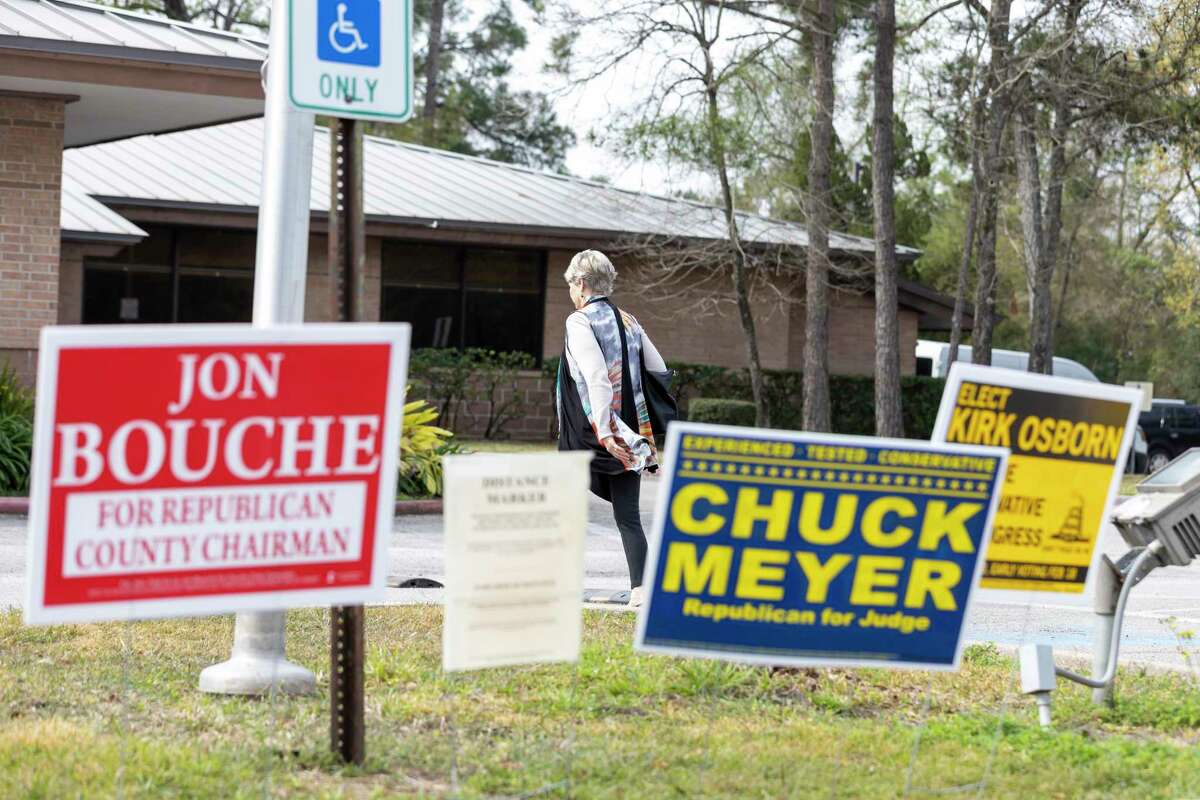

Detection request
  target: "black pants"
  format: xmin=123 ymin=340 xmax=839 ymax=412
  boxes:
xmin=601 ymin=471 xmax=648 ymax=589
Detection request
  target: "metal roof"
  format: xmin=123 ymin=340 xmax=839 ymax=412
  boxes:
xmin=60 ymin=174 xmax=146 ymax=243
xmin=64 ymin=118 xmax=918 ymax=258
xmin=0 ymin=0 xmax=267 ymax=67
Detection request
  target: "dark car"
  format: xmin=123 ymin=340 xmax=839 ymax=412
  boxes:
xmin=1140 ymin=403 xmax=1200 ymax=473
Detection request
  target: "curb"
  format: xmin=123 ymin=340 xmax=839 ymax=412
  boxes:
xmin=0 ymin=497 xmax=27 ymax=515
xmin=0 ymin=496 xmax=444 ymax=516
xmin=395 ymin=499 xmax=443 ymax=515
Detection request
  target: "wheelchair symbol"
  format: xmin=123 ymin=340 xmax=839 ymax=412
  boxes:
xmin=316 ymin=0 xmax=380 ymax=68
xmin=328 ymin=3 xmax=368 ymax=55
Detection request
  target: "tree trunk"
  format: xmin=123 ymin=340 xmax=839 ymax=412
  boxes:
xmin=948 ymin=99 xmax=984 ymax=370
xmin=1014 ymin=96 xmax=1052 ymax=374
xmin=1039 ymin=0 xmax=1081 ymax=361
xmin=704 ymin=51 xmax=768 ymax=427
xmin=972 ymin=0 xmax=1013 ymax=368
xmin=422 ymin=0 xmax=447 ymax=146
xmin=163 ymin=0 xmax=190 ymax=21
xmin=1116 ymin=153 xmax=1128 ymax=250
xmin=803 ymin=0 xmax=835 ymax=433
xmin=1018 ymin=0 xmax=1079 ymax=375
xmin=872 ymin=0 xmax=902 ymax=436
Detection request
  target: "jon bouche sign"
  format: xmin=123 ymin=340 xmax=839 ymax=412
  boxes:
xmin=26 ymin=324 xmax=410 ymax=625
xmin=635 ymin=423 xmax=1008 ymax=670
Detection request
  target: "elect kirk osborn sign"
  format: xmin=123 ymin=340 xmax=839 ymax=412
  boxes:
xmin=25 ymin=324 xmax=409 ymax=625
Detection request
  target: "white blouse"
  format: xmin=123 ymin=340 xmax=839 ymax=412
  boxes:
xmin=565 ymin=302 xmax=667 ymax=437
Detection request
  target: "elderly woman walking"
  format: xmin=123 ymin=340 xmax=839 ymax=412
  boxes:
xmin=556 ymin=250 xmax=667 ymax=608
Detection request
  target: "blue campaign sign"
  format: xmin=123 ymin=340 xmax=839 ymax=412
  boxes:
xmin=635 ymin=423 xmax=1008 ymax=670
xmin=318 ymin=0 xmax=381 ymax=68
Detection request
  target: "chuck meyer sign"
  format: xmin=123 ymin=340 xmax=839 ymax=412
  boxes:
xmin=25 ymin=324 xmax=410 ymax=624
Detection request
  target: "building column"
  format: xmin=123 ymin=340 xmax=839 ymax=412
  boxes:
xmin=0 ymin=93 xmax=66 ymax=386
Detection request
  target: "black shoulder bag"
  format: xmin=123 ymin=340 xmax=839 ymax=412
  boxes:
xmin=605 ymin=300 xmax=679 ymax=437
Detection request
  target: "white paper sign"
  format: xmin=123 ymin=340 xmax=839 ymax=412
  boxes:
xmin=442 ymin=452 xmax=591 ymax=672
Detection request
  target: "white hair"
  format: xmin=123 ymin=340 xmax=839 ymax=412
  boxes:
xmin=563 ymin=249 xmax=617 ymax=296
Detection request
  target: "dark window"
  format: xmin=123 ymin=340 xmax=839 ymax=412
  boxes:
xmin=1165 ymin=407 xmax=1200 ymax=428
xmin=382 ymin=287 xmax=460 ymax=347
xmin=82 ymin=265 xmax=172 ymax=324
xmin=464 ymin=292 xmax=541 ymax=355
xmin=178 ymin=228 xmax=256 ymax=271
xmin=83 ymin=227 xmax=256 ymax=324
xmin=381 ymin=242 xmax=545 ymax=358
xmin=178 ymin=270 xmax=254 ymax=323
xmin=463 ymin=249 xmax=541 ymax=292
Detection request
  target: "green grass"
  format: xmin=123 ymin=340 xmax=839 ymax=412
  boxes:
xmin=1121 ymin=474 xmax=1143 ymax=496
xmin=459 ymin=439 xmax=557 ymax=453
xmin=1 ymin=608 xmax=1198 ymax=798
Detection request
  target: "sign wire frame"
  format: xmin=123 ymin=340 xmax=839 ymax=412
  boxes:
xmin=259 ymin=620 xmax=286 ymax=799
xmin=438 ymin=638 xmax=584 ymax=795
xmin=900 ymin=601 xmax=1034 ymax=797
xmin=117 ymin=613 xmax=133 ymax=800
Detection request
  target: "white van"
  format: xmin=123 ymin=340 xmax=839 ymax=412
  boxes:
xmin=915 ymin=340 xmax=1100 ymax=382
xmin=915 ymin=339 xmax=1148 ymax=471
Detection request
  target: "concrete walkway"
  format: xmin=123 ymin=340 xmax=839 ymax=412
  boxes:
xmin=3 ymin=474 xmax=1198 ymax=674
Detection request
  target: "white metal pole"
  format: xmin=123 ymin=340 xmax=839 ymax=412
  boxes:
xmin=199 ymin=0 xmax=317 ymax=696
xmin=1090 ymin=555 xmax=1120 ymax=705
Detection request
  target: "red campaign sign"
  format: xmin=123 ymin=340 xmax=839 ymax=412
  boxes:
xmin=26 ymin=324 xmax=410 ymax=624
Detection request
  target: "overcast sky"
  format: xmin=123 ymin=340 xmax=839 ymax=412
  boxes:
xmin=508 ymin=3 xmax=682 ymax=193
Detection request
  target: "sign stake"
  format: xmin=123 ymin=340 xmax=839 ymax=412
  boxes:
xmin=199 ymin=0 xmax=318 ymax=697
xmin=331 ymin=604 xmax=366 ymax=763
xmin=329 ymin=116 xmax=367 ymax=764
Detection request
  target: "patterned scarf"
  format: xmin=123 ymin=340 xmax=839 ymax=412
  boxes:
xmin=557 ymin=297 xmax=658 ymax=474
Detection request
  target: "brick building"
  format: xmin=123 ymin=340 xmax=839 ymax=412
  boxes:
xmin=0 ymin=0 xmax=265 ymax=385
xmin=0 ymin=1 xmax=969 ymax=397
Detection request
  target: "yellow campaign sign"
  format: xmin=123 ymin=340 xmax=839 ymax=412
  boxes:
xmin=932 ymin=364 xmax=1141 ymax=594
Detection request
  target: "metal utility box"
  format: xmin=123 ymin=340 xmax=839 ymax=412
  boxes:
xmin=1111 ymin=448 xmax=1200 ymax=567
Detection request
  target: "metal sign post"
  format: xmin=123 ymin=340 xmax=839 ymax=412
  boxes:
xmin=199 ymin=0 xmax=318 ymax=697
xmin=329 ymin=116 xmax=366 ymax=764
xmin=222 ymin=0 xmax=410 ymax=754
xmin=311 ymin=0 xmax=412 ymax=761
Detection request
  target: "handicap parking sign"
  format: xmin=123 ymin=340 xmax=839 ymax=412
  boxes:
xmin=317 ymin=0 xmax=380 ymax=68
xmin=289 ymin=0 xmax=412 ymax=122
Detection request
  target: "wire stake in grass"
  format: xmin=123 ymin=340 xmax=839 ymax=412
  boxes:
xmin=117 ymin=617 xmax=132 ymax=800
xmin=260 ymin=613 xmax=285 ymax=800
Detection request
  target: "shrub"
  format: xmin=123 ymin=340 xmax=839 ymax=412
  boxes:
xmin=688 ymin=398 xmax=757 ymax=427
xmin=472 ymin=349 xmax=537 ymax=439
xmin=0 ymin=366 xmax=33 ymax=495
xmin=409 ymin=348 xmax=537 ymax=440
xmin=397 ymin=394 xmax=460 ymax=499
xmin=408 ymin=349 xmax=475 ymax=431
xmin=0 ymin=364 xmax=32 ymax=421
xmin=0 ymin=413 xmax=32 ymax=495
xmin=548 ymin=357 xmax=947 ymax=438
xmin=671 ymin=363 xmax=946 ymax=438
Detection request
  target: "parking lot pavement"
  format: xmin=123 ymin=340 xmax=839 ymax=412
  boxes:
xmin=3 ymin=474 xmax=1198 ymax=673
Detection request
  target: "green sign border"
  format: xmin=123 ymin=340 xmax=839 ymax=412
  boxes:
xmin=287 ymin=0 xmax=413 ymax=121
